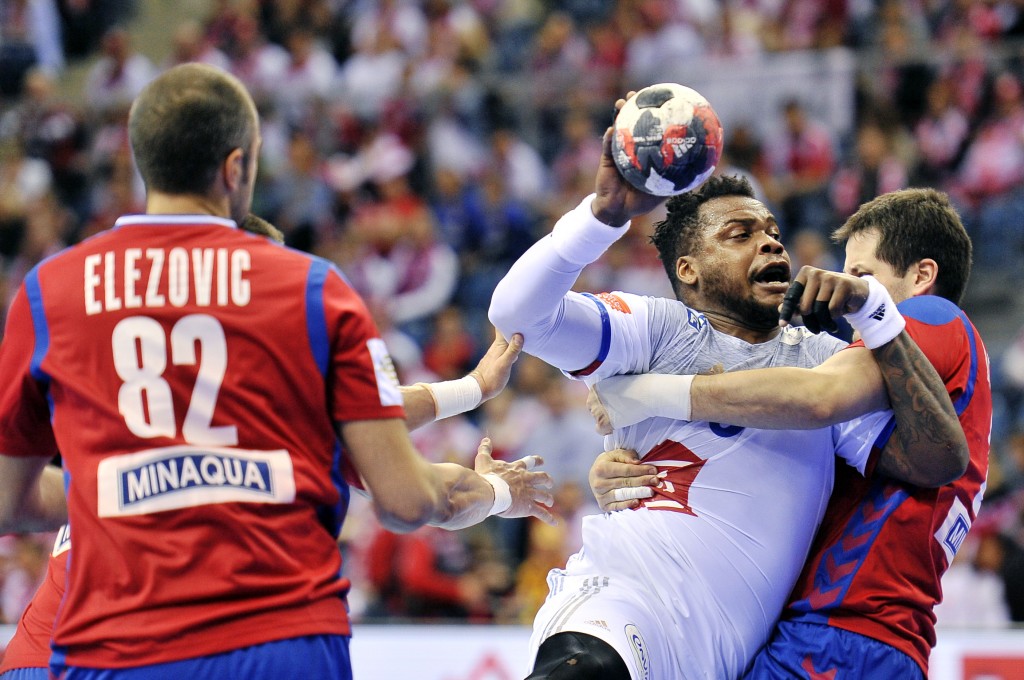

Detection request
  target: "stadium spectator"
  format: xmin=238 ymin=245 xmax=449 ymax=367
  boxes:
xmin=974 ymin=530 xmax=1024 ymax=622
xmin=914 ymin=75 xmax=971 ymax=185
xmin=0 ymin=0 xmax=62 ymax=97
xmin=163 ymin=18 xmax=230 ymax=71
xmin=763 ymin=97 xmax=836 ymax=235
xmin=80 ymin=26 xmax=155 ymax=119
xmin=222 ymin=12 xmax=289 ymax=107
xmin=263 ymin=131 xmax=334 ymax=251
xmin=830 ymin=121 xmax=909 ymax=220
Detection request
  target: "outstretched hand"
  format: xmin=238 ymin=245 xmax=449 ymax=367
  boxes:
xmin=779 ymin=266 xmax=871 ymax=334
xmin=591 ymin=93 xmax=669 ymax=228
xmin=475 ymin=439 xmax=556 ymax=525
xmin=589 ymin=449 xmax=661 ymax=512
xmin=469 ymin=330 xmax=524 ymax=402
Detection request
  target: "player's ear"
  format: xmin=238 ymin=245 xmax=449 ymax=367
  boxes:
xmin=911 ymin=258 xmax=938 ymax=296
xmin=223 ymin=147 xmax=245 ymax=192
xmin=676 ymin=256 xmax=698 ymax=286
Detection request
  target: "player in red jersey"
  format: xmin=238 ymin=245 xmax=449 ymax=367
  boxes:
xmin=0 ymin=64 xmax=554 ymax=679
xmin=590 ymin=187 xmax=990 ymax=678
xmin=0 ymin=216 xmax=537 ymax=679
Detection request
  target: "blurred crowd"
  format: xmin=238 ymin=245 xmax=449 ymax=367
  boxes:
xmin=2 ymin=0 xmax=1024 ymax=628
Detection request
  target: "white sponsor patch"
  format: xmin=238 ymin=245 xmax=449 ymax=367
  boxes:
xmin=367 ymin=337 xmax=403 ymax=407
xmin=625 ymin=623 xmax=651 ymax=680
xmin=52 ymin=524 xmax=71 ymax=557
xmin=97 ymin=445 xmax=295 ymax=517
xmin=935 ymin=496 xmax=971 ymax=566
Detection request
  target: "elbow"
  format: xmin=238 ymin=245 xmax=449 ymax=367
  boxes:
xmin=909 ymin=441 xmax=970 ymax=489
xmin=929 ymin=441 xmax=970 ymax=488
xmin=374 ymin=484 xmax=443 ymax=534
xmin=487 ymin=294 xmax=513 ymax=339
xmin=376 ymin=501 xmax=434 ymax=534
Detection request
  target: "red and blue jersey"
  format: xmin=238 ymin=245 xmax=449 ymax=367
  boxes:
xmin=784 ymin=295 xmax=992 ymax=675
xmin=0 ymin=216 xmax=405 ymax=668
xmin=0 ymin=528 xmax=68 ymax=673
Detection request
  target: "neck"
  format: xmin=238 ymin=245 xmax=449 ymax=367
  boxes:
xmin=701 ymin=309 xmax=781 ymax=344
xmin=146 ymin=191 xmax=230 ymax=219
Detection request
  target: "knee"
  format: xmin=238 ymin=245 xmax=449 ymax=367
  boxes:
xmin=526 ymin=632 xmax=631 ymax=680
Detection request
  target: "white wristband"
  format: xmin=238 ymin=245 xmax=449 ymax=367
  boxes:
xmin=845 ymin=275 xmax=906 ymax=350
xmin=549 ymin=194 xmax=630 ymax=266
xmin=482 ymin=473 xmax=512 ymax=516
xmin=424 ymin=376 xmax=483 ymax=421
xmin=593 ymin=373 xmax=694 ymax=429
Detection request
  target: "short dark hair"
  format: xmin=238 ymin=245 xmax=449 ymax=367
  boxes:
xmin=650 ymin=175 xmax=757 ymax=298
xmin=832 ymin=188 xmax=972 ymax=304
xmin=129 ymin=63 xmax=257 ymax=195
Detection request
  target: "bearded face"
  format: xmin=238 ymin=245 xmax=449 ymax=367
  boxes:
xmin=697 ymin=262 xmax=782 ymax=330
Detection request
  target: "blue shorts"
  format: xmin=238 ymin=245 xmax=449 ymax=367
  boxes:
xmin=54 ymin=634 xmax=351 ymax=680
xmin=0 ymin=669 xmax=48 ymax=680
xmin=743 ymin=620 xmax=923 ymax=680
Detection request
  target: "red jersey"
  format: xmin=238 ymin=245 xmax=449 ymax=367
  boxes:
xmin=0 ymin=527 xmax=68 ymax=672
xmin=0 ymin=216 xmax=405 ymax=668
xmin=785 ymin=295 xmax=992 ymax=675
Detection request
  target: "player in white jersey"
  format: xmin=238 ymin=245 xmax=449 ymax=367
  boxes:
xmin=488 ymin=128 xmax=963 ymax=679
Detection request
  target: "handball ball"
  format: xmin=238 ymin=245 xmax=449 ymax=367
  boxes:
xmin=611 ymin=83 xmax=724 ymax=196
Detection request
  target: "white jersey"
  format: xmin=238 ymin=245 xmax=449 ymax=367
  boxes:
xmin=489 ymin=196 xmax=894 ymax=680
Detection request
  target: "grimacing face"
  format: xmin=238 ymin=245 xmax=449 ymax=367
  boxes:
xmin=686 ymin=195 xmax=792 ymax=329
xmin=843 ymin=228 xmax=913 ymax=304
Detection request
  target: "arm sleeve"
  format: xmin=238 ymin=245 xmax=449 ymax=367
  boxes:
xmin=322 ymin=267 xmax=406 ymax=423
xmin=0 ymin=285 xmax=59 ymax=459
xmin=488 ymin=194 xmax=631 ymax=373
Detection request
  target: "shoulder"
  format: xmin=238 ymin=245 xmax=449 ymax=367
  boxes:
xmin=896 ymin=295 xmax=965 ymax=326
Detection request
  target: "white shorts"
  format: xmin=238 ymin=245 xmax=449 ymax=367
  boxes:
xmin=528 ymin=549 xmax=676 ymax=680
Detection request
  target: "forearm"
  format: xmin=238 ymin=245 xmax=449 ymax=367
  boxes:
xmin=0 ymin=459 xmax=67 ymax=534
xmin=400 ymin=383 xmax=439 ymax=431
xmin=426 ymin=462 xmax=495 ymax=531
xmin=873 ymin=332 xmax=968 ymax=487
xmin=690 ymin=364 xmax=882 ymax=429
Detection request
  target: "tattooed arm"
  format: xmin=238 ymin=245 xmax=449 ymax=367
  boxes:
xmin=869 ymin=333 xmax=968 ymax=486
xmin=590 ymin=331 xmax=968 ymax=487
xmin=685 ymin=338 xmax=965 ymax=486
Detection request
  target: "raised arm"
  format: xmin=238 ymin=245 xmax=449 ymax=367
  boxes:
xmin=488 ymin=126 xmax=665 ymax=372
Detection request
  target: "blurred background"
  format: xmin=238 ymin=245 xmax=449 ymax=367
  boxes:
xmin=1 ymin=0 xmax=1023 ymax=642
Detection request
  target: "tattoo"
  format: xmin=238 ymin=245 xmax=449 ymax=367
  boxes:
xmin=872 ymin=333 xmax=965 ymax=487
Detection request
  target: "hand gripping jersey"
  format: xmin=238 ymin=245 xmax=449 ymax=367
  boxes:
xmin=490 ymin=197 xmax=894 ymax=679
xmin=0 ymin=216 xmax=405 ymax=669
xmin=783 ymin=295 xmax=992 ymax=675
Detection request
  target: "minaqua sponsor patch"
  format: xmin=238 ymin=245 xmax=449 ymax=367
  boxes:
xmin=97 ymin=445 xmax=295 ymax=517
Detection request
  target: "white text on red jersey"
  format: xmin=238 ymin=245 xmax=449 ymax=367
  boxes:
xmin=84 ymin=248 xmax=252 ymax=314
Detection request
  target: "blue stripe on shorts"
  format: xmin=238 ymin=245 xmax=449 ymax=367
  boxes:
xmin=59 ymin=634 xmax=351 ymax=680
